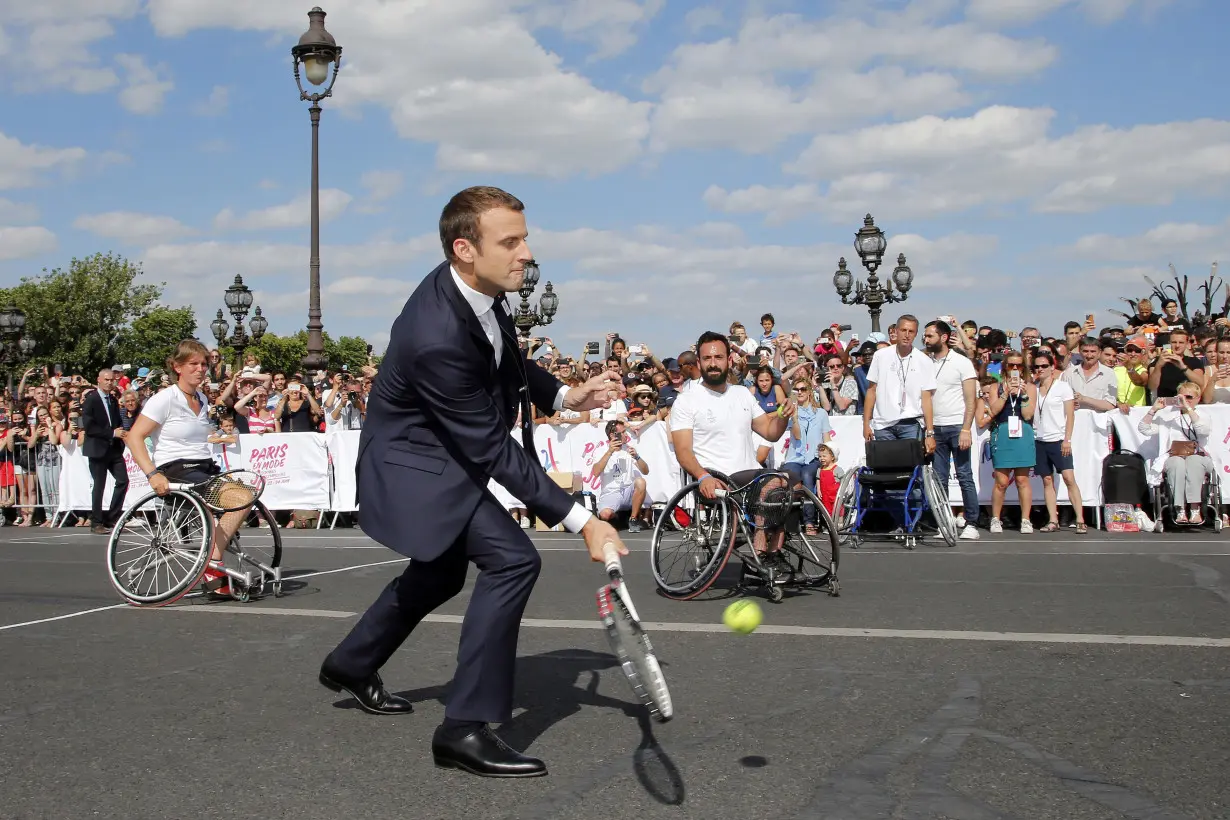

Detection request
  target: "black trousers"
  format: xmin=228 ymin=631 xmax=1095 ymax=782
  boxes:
xmin=89 ymin=449 xmax=128 ymax=527
xmin=327 ymin=494 xmax=542 ymax=725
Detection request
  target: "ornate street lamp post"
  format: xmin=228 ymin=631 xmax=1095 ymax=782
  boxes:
xmin=0 ymin=302 xmax=32 ymax=394
xmin=512 ymin=260 xmax=559 ymax=341
xmin=832 ymin=214 xmax=914 ymax=334
xmin=210 ymin=275 xmax=268 ymax=370
xmin=291 ymin=6 xmax=342 ymax=372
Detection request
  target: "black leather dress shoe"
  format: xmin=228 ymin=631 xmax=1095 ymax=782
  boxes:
xmin=318 ymin=665 xmax=413 ymax=715
xmin=432 ymin=724 xmax=547 ymax=778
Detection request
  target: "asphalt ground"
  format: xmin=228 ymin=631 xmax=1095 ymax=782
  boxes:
xmin=1 ymin=525 xmax=1228 ymax=820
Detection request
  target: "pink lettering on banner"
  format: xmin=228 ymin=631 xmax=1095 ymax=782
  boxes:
xmin=579 ymin=439 xmax=609 ymax=493
xmin=248 ymin=442 xmax=291 ymax=486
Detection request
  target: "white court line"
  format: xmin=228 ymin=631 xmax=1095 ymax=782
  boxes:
xmin=156 ymin=606 xmax=357 ymax=618
xmin=418 ymin=614 xmax=1230 ymax=647
xmin=0 ymin=557 xmax=409 ymax=633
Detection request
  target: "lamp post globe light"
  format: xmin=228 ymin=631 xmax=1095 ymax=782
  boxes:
xmin=0 ymin=302 xmax=32 ymax=393
xmin=291 ymin=6 xmax=342 ymax=372
xmin=512 ymin=260 xmax=561 ymax=340
xmin=832 ymin=214 xmax=913 ymax=334
xmin=211 ymin=275 xmax=268 ymax=369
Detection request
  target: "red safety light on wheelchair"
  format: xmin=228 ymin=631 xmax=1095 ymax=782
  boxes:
xmin=671 ymin=507 xmax=692 ymax=528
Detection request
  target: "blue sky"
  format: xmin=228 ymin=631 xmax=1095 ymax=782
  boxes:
xmin=0 ymin=0 xmax=1227 ymax=358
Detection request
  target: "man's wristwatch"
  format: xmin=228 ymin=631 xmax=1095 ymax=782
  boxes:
xmin=145 ymin=468 xmax=161 ymax=479
xmin=924 ymin=429 xmax=935 ymax=439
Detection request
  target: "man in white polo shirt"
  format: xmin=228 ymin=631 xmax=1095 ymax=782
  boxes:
xmin=862 ymin=314 xmax=937 ymax=453
xmin=924 ymin=319 xmax=980 ymax=540
xmin=671 ymin=330 xmax=793 ymax=565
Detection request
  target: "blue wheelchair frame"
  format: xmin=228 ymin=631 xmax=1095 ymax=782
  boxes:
xmin=841 ymin=439 xmax=958 ymax=549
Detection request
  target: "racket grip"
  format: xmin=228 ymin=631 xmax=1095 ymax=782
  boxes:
xmin=602 ymin=542 xmax=622 ymax=575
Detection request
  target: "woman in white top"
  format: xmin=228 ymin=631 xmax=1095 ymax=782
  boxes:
xmin=1201 ymin=338 xmax=1230 ymax=404
xmin=1032 ymin=352 xmax=1087 ymax=534
xmin=126 ymin=340 xmax=256 ymax=595
xmin=1139 ymin=381 xmax=1214 ymax=524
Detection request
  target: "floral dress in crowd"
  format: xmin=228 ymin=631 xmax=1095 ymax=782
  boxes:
xmin=35 ymin=435 xmax=61 ymax=512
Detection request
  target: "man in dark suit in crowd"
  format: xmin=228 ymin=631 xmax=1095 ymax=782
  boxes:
xmin=318 ymin=186 xmax=627 ymax=779
xmin=80 ymin=368 xmax=128 ymax=534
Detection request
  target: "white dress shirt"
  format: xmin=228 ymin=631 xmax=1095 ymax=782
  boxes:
xmin=451 ymin=268 xmax=592 ymax=533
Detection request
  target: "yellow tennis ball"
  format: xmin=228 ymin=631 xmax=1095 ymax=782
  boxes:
xmin=723 ymin=600 xmax=763 ymax=634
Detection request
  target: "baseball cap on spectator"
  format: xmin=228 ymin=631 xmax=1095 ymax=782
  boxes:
xmin=1124 ymin=334 xmax=1149 ymax=351
xmin=662 ymin=357 xmax=681 ymax=373
xmin=855 ymin=341 xmax=878 ymax=357
xmin=137 ymin=367 xmax=150 ymax=378
xmin=866 ymin=332 xmax=889 ymax=344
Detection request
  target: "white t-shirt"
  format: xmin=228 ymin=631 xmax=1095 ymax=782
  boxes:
xmin=670 ymin=383 xmax=765 ymax=475
xmin=865 ymin=347 xmax=938 ymax=430
xmin=930 ymin=350 xmax=977 ymax=427
xmin=1035 ymin=379 xmax=1075 ymax=442
xmin=140 ymin=386 xmax=213 ymax=466
xmin=599 ymin=448 xmax=641 ymax=492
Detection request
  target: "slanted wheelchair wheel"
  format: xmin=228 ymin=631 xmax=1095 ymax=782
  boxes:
xmin=831 ymin=470 xmax=858 ymax=536
xmin=222 ymin=501 xmax=283 ymax=602
xmin=650 ymin=482 xmax=736 ymax=600
xmin=777 ymin=484 xmax=840 ymax=582
xmin=921 ymin=465 xmax=958 ymax=547
xmin=106 ymin=490 xmax=213 ymax=607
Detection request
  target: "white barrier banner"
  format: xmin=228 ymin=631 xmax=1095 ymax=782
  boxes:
xmin=1111 ymin=405 xmax=1230 ymax=502
xmin=227 ymin=433 xmax=330 ymax=511
xmin=327 ymin=431 xmax=361 ymax=512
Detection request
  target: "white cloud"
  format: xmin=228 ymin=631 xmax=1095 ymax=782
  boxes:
xmin=965 ymin=0 xmax=1172 ymax=26
xmin=213 ymin=189 xmax=354 ymax=231
xmin=73 ymin=211 xmax=195 ymax=245
xmin=193 ymin=84 xmax=229 ymax=116
xmin=356 ymin=170 xmax=403 ymax=214
xmin=257 ymin=179 xmax=279 ymax=190
xmin=145 ymin=0 xmax=652 ymax=178
xmin=0 ymin=226 xmax=57 ymax=260
xmin=0 ymin=199 xmax=40 ymax=224
xmin=115 ymin=53 xmax=174 ymax=114
xmin=709 ymin=107 xmax=1230 ymax=222
xmin=644 ymin=9 xmax=1053 ymax=154
xmin=1066 ymin=216 xmax=1230 ymax=264
xmin=683 ymin=6 xmax=725 ymax=32
xmin=0 ymin=1 xmax=140 ymax=95
xmin=0 ymin=131 xmax=89 ymax=190
xmin=525 ymin=0 xmax=664 ymax=60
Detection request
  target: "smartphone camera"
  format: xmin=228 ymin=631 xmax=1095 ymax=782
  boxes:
xmin=585 ymin=341 xmax=600 ymax=355
xmin=837 ymin=324 xmax=852 ymax=332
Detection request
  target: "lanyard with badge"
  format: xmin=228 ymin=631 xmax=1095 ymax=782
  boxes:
xmin=896 ymin=353 xmax=913 ymax=410
xmin=1005 ymin=384 xmax=1025 ymax=439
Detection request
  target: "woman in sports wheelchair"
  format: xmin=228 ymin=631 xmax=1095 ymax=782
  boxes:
xmin=1138 ymin=382 xmax=1220 ymax=528
xmin=107 ymin=340 xmax=280 ymax=606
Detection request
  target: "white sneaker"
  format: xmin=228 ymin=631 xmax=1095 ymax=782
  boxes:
xmin=989 ymin=518 xmax=1003 ymax=534
xmin=955 ymin=515 xmax=967 ymax=529
xmin=1021 ymin=520 xmax=1034 ymax=534
xmin=959 ymin=525 xmax=980 ymax=540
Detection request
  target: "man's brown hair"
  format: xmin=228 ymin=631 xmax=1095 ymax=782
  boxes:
xmin=439 ymin=186 xmax=525 ymax=263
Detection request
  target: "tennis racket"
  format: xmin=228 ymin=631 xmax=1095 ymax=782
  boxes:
xmin=596 ymin=543 xmax=673 ymax=722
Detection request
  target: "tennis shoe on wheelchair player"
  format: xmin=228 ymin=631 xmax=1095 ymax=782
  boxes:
xmin=200 ymin=562 xmax=231 ymax=597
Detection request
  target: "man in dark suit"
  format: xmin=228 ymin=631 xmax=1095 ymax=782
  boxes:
xmin=80 ymin=368 xmax=128 ymax=534
xmin=319 ymin=186 xmax=627 ymax=779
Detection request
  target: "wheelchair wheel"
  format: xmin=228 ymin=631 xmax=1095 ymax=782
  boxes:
xmin=831 ymin=470 xmax=858 ymax=536
xmin=778 ymin=485 xmax=840 ymax=589
xmin=223 ymin=501 xmax=284 ymax=602
xmin=106 ymin=490 xmax=213 ymax=607
xmin=650 ymin=482 xmax=736 ymax=599
xmin=921 ymin=465 xmax=958 ymax=547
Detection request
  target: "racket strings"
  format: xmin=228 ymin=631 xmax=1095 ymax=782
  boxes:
xmin=196 ymin=471 xmax=264 ymax=513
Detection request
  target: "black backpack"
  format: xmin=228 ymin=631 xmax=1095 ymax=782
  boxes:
xmin=1101 ymin=449 xmax=1149 ymax=506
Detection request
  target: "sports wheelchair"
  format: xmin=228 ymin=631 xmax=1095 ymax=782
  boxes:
xmin=1151 ymin=460 xmax=1224 ymax=533
xmin=649 ymin=469 xmax=839 ymax=603
xmin=105 ymin=469 xmax=283 ymax=607
xmin=830 ymin=439 xmax=958 ymax=549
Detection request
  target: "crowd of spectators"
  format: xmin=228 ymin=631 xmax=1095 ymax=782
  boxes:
xmin=2 ymin=296 xmax=1226 ymax=534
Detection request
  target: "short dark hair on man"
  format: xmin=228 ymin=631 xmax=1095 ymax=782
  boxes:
xmin=1079 ymin=336 xmax=1101 ymax=350
xmin=926 ymin=319 xmax=952 ymax=338
xmin=439 ymin=186 xmax=525 ymax=263
xmin=1063 ymin=320 xmax=1082 ymax=333
xmin=760 ymin=313 xmax=775 ymax=325
xmin=696 ymin=331 xmax=730 ymax=355
xmin=677 ymin=350 xmax=698 ymax=367
xmin=604 ymin=420 xmax=624 ymax=439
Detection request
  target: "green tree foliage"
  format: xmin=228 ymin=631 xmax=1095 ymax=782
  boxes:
xmin=0 ymin=253 xmax=196 ymax=378
xmin=223 ymin=330 xmax=374 ymax=377
xmin=115 ymin=306 xmax=199 ymax=371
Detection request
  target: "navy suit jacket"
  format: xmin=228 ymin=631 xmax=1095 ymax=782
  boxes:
xmin=357 ymin=261 xmax=575 ymax=561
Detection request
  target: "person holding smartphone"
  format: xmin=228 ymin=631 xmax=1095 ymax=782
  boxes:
xmin=1139 ymin=382 xmax=1212 ymax=524
xmin=978 ymin=352 xmax=1037 ymax=534
xmin=274 ymin=379 xmax=322 ymax=433
xmin=1201 ymin=337 xmax=1230 ymax=404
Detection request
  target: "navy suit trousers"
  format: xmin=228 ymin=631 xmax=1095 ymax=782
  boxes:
xmin=328 ymin=493 xmax=542 ymax=724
